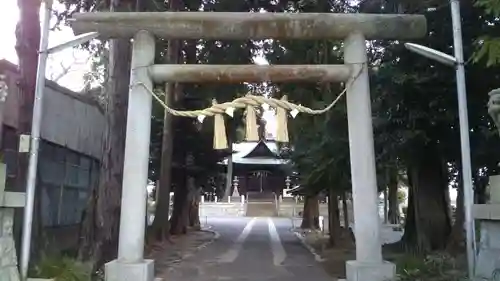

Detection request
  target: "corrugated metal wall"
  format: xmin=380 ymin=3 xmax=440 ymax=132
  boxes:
xmin=0 ymin=59 xmax=105 ymax=227
xmin=40 ymin=83 xmax=104 ymax=159
xmin=0 ymin=59 xmax=105 ymax=159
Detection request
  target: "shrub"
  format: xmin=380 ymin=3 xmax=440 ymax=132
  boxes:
xmin=31 ymin=255 xmax=93 ymax=281
xmin=395 ymin=253 xmax=466 ymax=281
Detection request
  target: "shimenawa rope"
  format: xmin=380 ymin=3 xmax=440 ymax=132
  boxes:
xmin=132 ymin=64 xmax=364 ymax=149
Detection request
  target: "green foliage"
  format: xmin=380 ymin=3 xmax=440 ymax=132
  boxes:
xmin=473 ymin=36 xmax=500 ymax=66
xmin=30 ymin=255 xmax=93 ymax=281
xmin=476 ymin=0 xmax=500 ymax=17
xmin=397 ymin=189 xmax=407 ymax=204
xmin=395 ymin=254 xmax=466 ymax=281
xmin=373 ymin=0 xmax=500 ymax=186
xmin=473 ymin=0 xmax=500 ymax=66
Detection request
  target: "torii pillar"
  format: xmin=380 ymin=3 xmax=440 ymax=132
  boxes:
xmin=69 ymin=12 xmax=426 ymax=281
xmin=343 ymin=32 xmax=393 ymax=281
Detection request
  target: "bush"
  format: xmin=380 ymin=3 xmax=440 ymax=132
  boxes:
xmin=395 ymin=253 xmax=466 ymax=281
xmin=31 ymin=255 xmax=93 ymax=281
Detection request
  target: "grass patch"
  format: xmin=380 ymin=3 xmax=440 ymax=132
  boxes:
xmin=395 ymin=253 xmax=466 ymax=281
xmin=30 ymin=255 xmax=93 ymax=281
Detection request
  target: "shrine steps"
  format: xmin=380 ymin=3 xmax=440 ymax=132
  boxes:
xmin=245 ymin=202 xmax=277 ymax=217
xmin=245 ymin=191 xmax=277 ymax=217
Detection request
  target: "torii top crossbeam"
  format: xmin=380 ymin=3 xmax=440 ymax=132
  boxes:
xmin=69 ymin=12 xmax=426 ymax=40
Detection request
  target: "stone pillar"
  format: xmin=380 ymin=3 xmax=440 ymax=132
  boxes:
xmin=343 ymin=32 xmax=395 ymax=281
xmin=0 ymin=163 xmax=25 ymax=281
xmin=105 ymin=30 xmax=155 ymax=281
xmin=474 ymin=175 xmax=500 ymax=279
xmin=0 ymin=209 xmax=20 ymax=281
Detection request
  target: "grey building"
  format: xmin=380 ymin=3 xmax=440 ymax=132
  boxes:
xmin=0 ymin=59 xmax=104 ymax=233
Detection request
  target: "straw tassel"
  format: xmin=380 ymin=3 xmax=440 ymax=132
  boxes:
xmin=245 ymin=101 xmax=259 ymax=142
xmin=212 ymin=99 xmax=228 ymax=150
xmin=276 ymin=95 xmax=289 ymax=143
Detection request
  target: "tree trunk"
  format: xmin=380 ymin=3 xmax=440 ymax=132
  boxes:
xmin=15 ymin=0 xmax=39 ymax=154
xmin=342 ymin=192 xmax=349 ymax=229
xmin=446 ymin=182 xmax=464 ymax=252
xmin=328 ymin=189 xmax=342 ymax=246
xmin=400 ymin=147 xmax=451 ymax=253
xmin=149 ymin=83 xmax=174 ymax=240
xmin=15 ymin=0 xmax=44 ymax=262
xmin=475 ymin=173 xmax=488 ymax=204
xmin=169 ymin=175 xmax=189 ymax=235
xmin=223 ymin=144 xmax=233 ymax=199
xmin=387 ymin=167 xmax=400 ymax=224
xmin=188 ymin=182 xmax=201 ymax=231
xmin=149 ymin=0 xmax=183 ymax=242
xmin=301 ymin=195 xmax=319 ymax=229
xmin=169 ymin=152 xmax=191 ymax=235
xmin=78 ymin=0 xmax=134 ymax=268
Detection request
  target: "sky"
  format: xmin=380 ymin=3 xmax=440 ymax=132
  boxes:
xmin=0 ymin=1 xmax=92 ymax=91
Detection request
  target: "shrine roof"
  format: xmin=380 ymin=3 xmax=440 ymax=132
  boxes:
xmin=219 ymin=140 xmax=289 ymax=166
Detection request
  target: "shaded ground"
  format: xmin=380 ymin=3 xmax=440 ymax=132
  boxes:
xmin=146 ymin=229 xmax=217 ymax=276
xmin=158 ymin=217 xmax=333 ymax=281
xmin=296 ymin=229 xmax=355 ymax=279
xmin=298 ymin=225 xmax=404 ymax=279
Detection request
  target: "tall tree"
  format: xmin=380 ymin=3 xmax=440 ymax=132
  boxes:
xmin=78 ymin=0 xmax=136 ymax=269
xmin=149 ymin=0 xmax=183 ymax=241
xmin=386 ymin=167 xmax=400 ymax=224
xmin=15 ymin=0 xmax=42 ymax=260
xmin=370 ymin=0 xmax=500 ymax=252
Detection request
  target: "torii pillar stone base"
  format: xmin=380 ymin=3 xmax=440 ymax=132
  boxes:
xmin=105 ymin=30 xmax=156 ymax=281
xmin=105 ymin=260 xmax=154 ymax=281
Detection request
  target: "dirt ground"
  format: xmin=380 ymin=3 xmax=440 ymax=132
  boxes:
xmin=145 ymin=229 xmax=217 ymax=276
xmin=304 ymin=232 xmax=356 ymax=279
xmin=302 ymin=230 xmax=468 ymax=281
xmin=303 ymin=230 xmax=410 ymax=279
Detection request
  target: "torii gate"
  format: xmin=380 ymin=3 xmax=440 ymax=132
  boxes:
xmin=69 ymin=12 xmax=426 ymax=281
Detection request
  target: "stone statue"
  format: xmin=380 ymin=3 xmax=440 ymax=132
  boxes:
xmin=488 ymin=88 xmax=500 ymax=135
